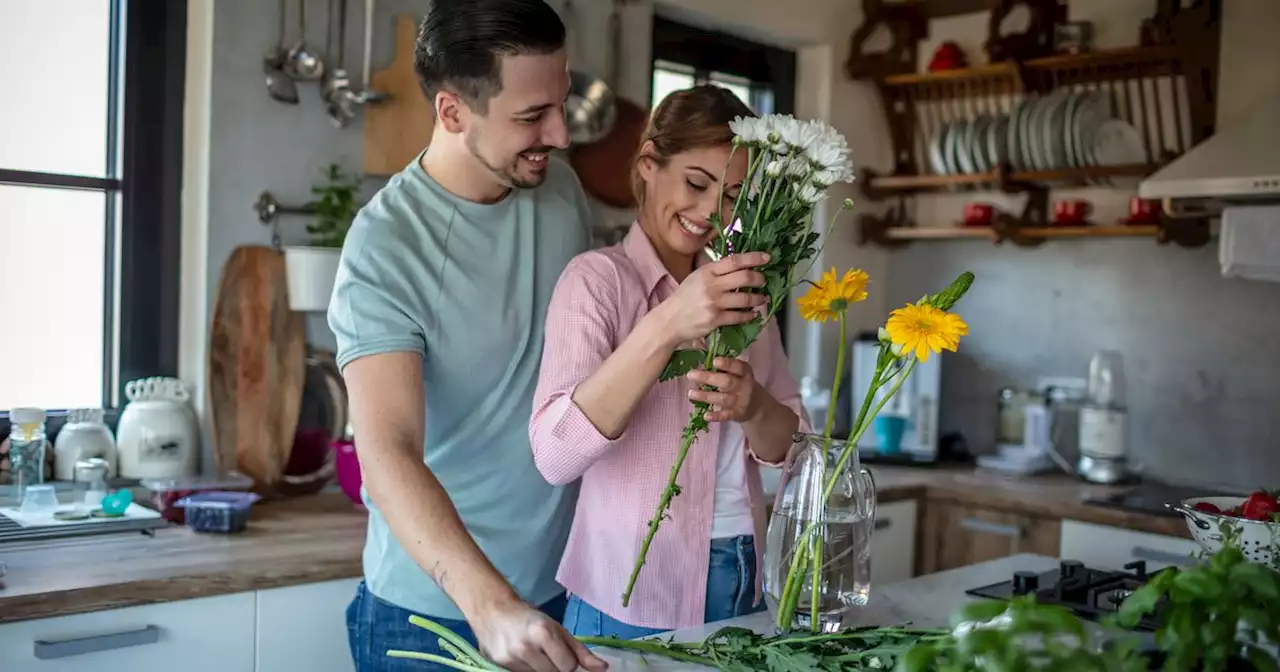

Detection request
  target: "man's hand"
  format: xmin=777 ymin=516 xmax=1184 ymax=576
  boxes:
xmin=470 ymin=599 xmax=607 ymax=672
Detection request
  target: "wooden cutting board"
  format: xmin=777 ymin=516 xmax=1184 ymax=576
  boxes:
xmin=363 ymin=14 xmax=434 ymax=176
xmin=207 ymin=245 xmax=306 ymax=493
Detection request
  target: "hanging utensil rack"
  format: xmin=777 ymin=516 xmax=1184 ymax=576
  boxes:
xmin=848 ymin=0 xmax=1221 ymax=249
xmin=254 ymin=190 xmax=316 ymax=249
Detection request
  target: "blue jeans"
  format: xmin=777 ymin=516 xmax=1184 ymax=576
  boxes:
xmin=345 ymin=581 xmax=567 ymax=671
xmin=563 ymin=535 xmax=766 ymax=638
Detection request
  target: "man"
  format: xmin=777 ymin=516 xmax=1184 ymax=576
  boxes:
xmin=328 ymin=2 xmax=604 ymax=670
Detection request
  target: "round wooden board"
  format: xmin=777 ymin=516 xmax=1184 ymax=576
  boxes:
xmin=207 ymin=245 xmax=306 ymax=493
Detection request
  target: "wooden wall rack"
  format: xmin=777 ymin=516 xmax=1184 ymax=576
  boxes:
xmin=845 ymin=0 xmax=1222 ymax=248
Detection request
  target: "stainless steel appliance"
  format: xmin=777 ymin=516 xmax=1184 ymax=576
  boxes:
xmin=1077 ymin=350 xmax=1130 ymax=484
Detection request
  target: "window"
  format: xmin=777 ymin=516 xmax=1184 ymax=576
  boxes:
xmin=649 ymin=16 xmax=797 ymax=349
xmin=0 ymin=0 xmax=185 ymax=420
xmin=649 ymin=16 xmax=795 ymax=116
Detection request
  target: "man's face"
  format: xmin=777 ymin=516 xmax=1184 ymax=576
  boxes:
xmin=461 ymin=49 xmax=571 ymax=189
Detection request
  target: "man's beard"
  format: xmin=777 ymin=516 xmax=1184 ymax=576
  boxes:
xmin=466 ymin=132 xmax=551 ymax=190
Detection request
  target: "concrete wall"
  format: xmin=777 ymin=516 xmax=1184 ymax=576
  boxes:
xmin=873 ymin=1 xmax=1280 ymax=490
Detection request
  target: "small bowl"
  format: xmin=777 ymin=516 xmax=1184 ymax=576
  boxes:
xmin=1167 ymin=496 xmax=1278 ymax=566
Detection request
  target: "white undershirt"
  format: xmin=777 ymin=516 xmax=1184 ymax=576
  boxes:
xmin=710 ymin=422 xmax=755 ymax=539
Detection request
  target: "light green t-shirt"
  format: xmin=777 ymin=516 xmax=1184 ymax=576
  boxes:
xmin=327 ymin=153 xmax=591 ymax=619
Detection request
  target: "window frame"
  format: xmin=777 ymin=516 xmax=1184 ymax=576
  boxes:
xmin=0 ymin=0 xmax=187 ymax=440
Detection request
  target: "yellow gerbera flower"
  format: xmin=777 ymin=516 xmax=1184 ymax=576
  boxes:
xmin=797 ymin=267 xmax=869 ymax=323
xmin=885 ymin=303 xmax=969 ymax=362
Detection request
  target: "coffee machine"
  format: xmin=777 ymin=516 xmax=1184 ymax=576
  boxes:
xmin=849 ymin=332 xmax=942 ymax=463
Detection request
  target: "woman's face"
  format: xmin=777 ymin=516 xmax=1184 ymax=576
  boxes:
xmin=638 ymin=142 xmax=749 ymax=259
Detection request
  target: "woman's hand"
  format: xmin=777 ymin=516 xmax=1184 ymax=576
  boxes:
xmin=687 ymin=357 xmax=762 ymax=423
xmin=654 ymin=252 xmax=770 ymax=346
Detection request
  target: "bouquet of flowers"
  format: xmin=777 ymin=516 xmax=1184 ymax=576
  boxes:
xmin=771 ymin=268 xmax=974 ymax=631
xmin=622 ymin=113 xmax=857 ymax=606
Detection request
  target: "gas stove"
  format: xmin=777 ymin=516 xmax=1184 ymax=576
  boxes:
xmin=965 ymin=559 xmax=1168 ymax=631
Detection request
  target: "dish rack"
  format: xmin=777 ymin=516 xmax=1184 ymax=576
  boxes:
xmin=847 ymin=0 xmax=1221 ymax=248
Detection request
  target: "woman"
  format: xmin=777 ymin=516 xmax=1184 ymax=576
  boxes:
xmin=529 ymin=86 xmax=807 ymax=638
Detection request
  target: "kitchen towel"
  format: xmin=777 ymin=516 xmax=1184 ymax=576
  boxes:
xmin=1220 ymin=205 xmax=1280 ymax=283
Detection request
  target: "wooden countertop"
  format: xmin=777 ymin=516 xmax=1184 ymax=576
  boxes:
xmin=0 ymin=494 xmax=367 ymax=624
xmin=868 ymin=464 xmax=1191 ymax=538
xmin=0 ymin=468 xmax=1191 ymax=625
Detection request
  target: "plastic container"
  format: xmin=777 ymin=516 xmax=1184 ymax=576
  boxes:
xmin=174 ymin=491 xmax=262 ymax=533
xmin=142 ymin=472 xmax=255 ymax=524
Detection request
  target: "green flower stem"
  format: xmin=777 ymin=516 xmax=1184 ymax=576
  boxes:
xmin=407 ymin=615 xmax=498 ymax=670
xmin=775 ymin=351 xmax=918 ymax=631
xmin=623 ymin=332 xmax=721 ymax=606
xmin=576 ymin=636 xmax=718 ymax=666
xmin=386 ymin=650 xmax=493 ymax=672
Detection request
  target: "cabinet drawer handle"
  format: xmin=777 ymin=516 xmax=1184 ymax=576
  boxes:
xmin=1131 ymin=546 xmax=1194 ymax=567
xmin=34 ymin=625 xmax=161 ymax=659
xmin=959 ymin=517 xmax=1022 ymax=538
xmin=874 ymin=518 xmax=891 ymax=531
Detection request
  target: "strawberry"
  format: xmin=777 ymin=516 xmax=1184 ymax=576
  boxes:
xmin=1240 ymin=491 xmax=1280 ymax=521
xmin=1192 ymin=501 xmax=1222 ymax=514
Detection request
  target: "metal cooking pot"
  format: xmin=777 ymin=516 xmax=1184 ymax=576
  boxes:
xmin=562 ymin=0 xmax=617 ymax=146
xmin=567 ymin=70 xmax=618 ymax=145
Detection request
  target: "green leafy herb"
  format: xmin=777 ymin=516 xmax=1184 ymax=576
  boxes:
xmin=1109 ymin=543 xmax=1280 ymax=671
xmin=660 ymin=349 xmax=708 ymax=382
xmin=306 ymin=163 xmax=363 ymax=248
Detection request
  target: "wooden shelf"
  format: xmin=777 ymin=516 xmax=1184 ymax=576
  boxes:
xmin=865 ymin=164 xmax=1155 ymax=197
xmin=881 ymin=224 xmax=1159 ymax=242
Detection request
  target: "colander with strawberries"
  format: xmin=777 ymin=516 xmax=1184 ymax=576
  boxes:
xmin=1168 ymin=489 xmax=1279 ymax=567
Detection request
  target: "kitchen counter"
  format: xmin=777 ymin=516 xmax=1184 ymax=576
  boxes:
xmin=0 ymin=466 xmax=1188 ymax=626
xmin=0 ymin=494 xmax=367 ymax=624
xmin=793 ymin=464 xmax=1191 ymax=538
xmin=592 ymin=553 xmax=1063 ymax=670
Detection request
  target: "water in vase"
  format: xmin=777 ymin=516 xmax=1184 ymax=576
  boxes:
xmin=764 ymin=505 xmax=873 ymax=632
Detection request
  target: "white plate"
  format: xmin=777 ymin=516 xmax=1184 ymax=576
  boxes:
xmin=1023 ymin=95 xmax=1048 ymax=171
xmin=986 ymin=114 xmax=1009 ymax=169
xmin=956 ymin=118 xmax=979 ymax=174
xmin=969 ymin=116 xmax=993 ymax=173
xmin=1073 ymin=91 xmax=1113 ymax=168
xmin=928 ymin=123 xmax=950 ymax=175
xmin=1061 ymin=91 xmax=1083 ymax=169
xmin=1007 ymin=98 xmax=1031 ymax=172
xmin=944 ymin=121 xmax=962 ymax=175
xmin=1040 ymin=90 xmax=1072 ymax=171
xmin=1091 ymin=119 xmax=1146 ymax=166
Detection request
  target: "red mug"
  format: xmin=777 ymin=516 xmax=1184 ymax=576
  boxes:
xmin=1127 ymin=197 xmax=1160 ymax=224
xmin=1053 ymin=199 xmax=1092 ymax=225
xmin=963 ymin=203 xmax=995 ymax=227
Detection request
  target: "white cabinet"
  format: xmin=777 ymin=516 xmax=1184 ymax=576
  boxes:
xmin=0 ymin=592 xmax=255 ymax=672
xmin=872 ymin=500 xmax=918 ymax=585
xmin=255 ymin=578 xmax=360 ymax=672
xmin=1060 ymin=519 xmax=1200 ymax=571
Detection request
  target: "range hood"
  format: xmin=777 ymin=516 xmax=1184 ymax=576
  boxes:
xmin=1140 ymin=94 xmax=1280 ymax=202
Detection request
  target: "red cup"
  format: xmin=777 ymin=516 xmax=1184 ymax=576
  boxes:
xmin=963 ymin=203 xmax=994 ymax=227
xmin=1053 ymin=199 xmax=1092 ymax=225
xmin=1127 ymin=197 xmax=1160 ymax=224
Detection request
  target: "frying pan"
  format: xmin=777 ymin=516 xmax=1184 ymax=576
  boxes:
xmin=569 ymin=0 xmax=647 ymax=209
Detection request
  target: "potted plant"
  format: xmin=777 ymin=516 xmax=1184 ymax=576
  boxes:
xmin=284 ymin=163 xmax=362 ymax=312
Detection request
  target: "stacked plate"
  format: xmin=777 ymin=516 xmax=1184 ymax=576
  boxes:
xmin=927 ymin=89 xmax=1146 ymax=177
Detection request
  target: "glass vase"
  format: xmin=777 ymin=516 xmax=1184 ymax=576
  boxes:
xmin=764 ymin=432 xmax=877 ymax=633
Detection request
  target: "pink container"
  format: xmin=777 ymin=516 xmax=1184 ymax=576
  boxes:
xmin=333 ymin=439 xmax=365 ymax=509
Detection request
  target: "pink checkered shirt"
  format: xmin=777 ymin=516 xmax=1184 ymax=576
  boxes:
xmin=529 ymin=223 xmax=807 ymax=630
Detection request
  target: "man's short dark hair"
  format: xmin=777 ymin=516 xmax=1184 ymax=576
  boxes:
xmin=415 ymin=0 xmax=566 ymax=114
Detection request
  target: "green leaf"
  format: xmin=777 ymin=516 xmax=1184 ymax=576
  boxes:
xmin=898 ymin=642 xmax=939 ymax=672
xmin=660 ymin=349 xmax=706 ymax=382
xmin=1245 ymin=644 xmax=1280 ymax=672
xmin=716 ymin=318 xmax=764 ymax=358
xmin=1172 ymin=569 xmax=1224 ymax=601
xmin=1230 ymin=561 xmax=1280 ymax=601
xmin=1116 ymin=583 xmax=1163 ymax=626
xmin=959 ymin=599 xmax=1011 ymax=623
